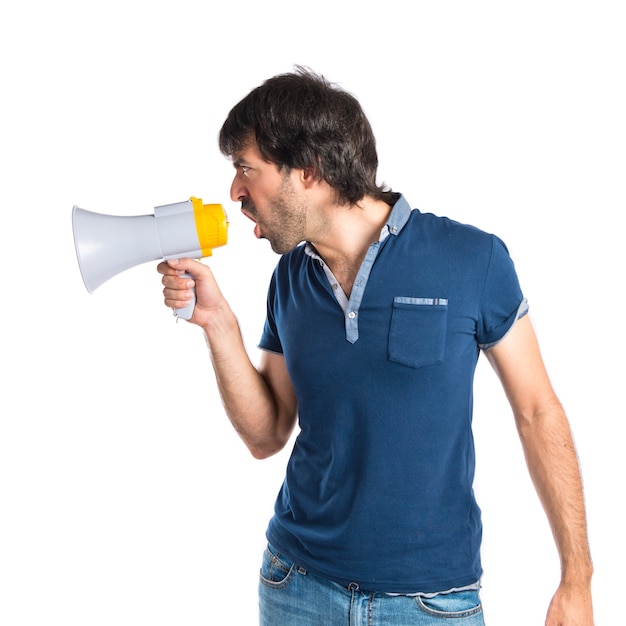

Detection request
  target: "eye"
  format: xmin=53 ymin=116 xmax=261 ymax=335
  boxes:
xmin=240 ymin=165 xmax=251 ymax=176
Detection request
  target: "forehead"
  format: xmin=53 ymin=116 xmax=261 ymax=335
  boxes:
xmin=232 ymin=141 xmax=263 ymax=166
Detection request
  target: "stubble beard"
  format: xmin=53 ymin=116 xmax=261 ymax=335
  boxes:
xmin=264 ymin=177 xmax=308 ymax=255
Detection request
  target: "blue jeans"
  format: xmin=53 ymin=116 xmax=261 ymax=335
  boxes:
xmin=259 ymin=543 xmax=485 ymax=625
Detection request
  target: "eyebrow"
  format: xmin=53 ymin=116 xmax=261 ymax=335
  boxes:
xmin=232 ymin=157 xmax=249 ymax=169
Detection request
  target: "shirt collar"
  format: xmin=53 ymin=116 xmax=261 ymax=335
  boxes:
xmin=385 ymin=194 xmax=412 ymax=238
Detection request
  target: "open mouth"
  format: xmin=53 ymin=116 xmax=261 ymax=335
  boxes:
xmin=241 ymin=207 xmax=261 ymax=239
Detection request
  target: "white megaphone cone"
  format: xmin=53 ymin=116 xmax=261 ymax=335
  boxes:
xmin=72 ymin=197 xmax=228 ymax=319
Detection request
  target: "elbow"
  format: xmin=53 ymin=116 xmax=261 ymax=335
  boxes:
xmin=249 ymin=447 xmax=274 ymax=460
xmin=239 ymin=406 xmax=296 ymax=460
xmin=246 ymin=434 xmax=290 ymax=460
xmin=248 ymin=442 xmax=284 ymax=460
xmin=514 ymin=399 xmax=573 ymax=456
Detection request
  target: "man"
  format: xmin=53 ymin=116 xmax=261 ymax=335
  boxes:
xmin=159 ymin=68 xmax=594 ymax=625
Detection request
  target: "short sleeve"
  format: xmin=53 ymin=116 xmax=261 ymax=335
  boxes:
xmin=258 ymin=268 xmax=284 ymax=354
xmin=477 ymin=235 xmax=526 ymax=350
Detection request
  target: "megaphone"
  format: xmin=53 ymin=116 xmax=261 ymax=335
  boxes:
xmin=72 ymin=197 xmax=228 ymax=319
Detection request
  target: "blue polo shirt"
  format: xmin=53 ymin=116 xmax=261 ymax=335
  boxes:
xmin=259 ymin=195 xmax=526 ymax=593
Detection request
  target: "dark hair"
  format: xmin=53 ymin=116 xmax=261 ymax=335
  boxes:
xmin=218 ymin=66 xmax=396 ymax=206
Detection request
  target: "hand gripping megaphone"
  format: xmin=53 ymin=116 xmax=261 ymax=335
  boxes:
xmin=72 ymin=197 xmax=229 ymax=319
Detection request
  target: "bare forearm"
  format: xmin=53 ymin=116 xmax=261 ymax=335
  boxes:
xmin=202 ymin=303 xmax=288 ymax=458
xmin=517 ymin=401 xmax=593 ymax=583
xmin=486 ymin=317 xmax=594 ymax=622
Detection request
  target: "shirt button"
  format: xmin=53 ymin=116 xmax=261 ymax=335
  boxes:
xmin=348 ymin=311 xmax=356 ymax=319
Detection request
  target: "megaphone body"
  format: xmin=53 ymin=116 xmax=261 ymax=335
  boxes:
xmin=72 ymin=197 xmax=228 ymax=319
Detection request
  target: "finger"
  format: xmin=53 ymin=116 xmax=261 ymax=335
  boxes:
xmin=166 ymin=257 xmax=198 ymax=272
xmin=163 ymin=287 xmax=194 ymax=309
xmin=156 ymin=260 xmax=187 ymax=276
xmin=161 ymin=272 xmax=195 ymax=289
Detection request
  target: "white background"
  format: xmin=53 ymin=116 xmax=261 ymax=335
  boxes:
xmin=1 ymin=1 xmax=624 ymax=624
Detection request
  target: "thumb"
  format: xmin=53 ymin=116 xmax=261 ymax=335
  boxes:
xmin=167 ymin=257 xmax=199 ymax=274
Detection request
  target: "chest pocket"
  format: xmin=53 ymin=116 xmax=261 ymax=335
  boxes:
xmin=388 ymin=297 xmax=448 ymax=368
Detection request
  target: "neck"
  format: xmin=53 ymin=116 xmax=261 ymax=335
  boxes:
xmin=308 ymin=195 xmax=392 ymax=297
xmin=310 ymin=196 xmax=391 ymax=260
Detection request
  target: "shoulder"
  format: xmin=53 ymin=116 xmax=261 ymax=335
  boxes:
xmin=269 ymin=244 xmax=311 ymax=292
xmin=403 ymin=208 xmax=506 ymax=261
xmin=274 ymin=243 xmax=309 ymax=273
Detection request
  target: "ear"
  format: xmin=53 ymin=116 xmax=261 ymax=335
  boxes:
xmin=298 ymin=166 xmax=321 ymax=190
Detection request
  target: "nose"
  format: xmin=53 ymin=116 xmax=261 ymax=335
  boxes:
xmin=230 ymin=172 xmax=248 ymax=203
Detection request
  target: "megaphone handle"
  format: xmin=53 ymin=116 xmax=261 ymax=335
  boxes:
xmin=173 ymin=272 xmax=196 ymax=320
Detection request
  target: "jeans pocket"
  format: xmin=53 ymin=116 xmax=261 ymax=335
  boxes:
xmin=416 ymin=589 xmax=483 ymax=619
xmin=259 ymin=544 xmax=298 ymax=589
xmin=388 ymin=297 xmax=448 ymax=368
